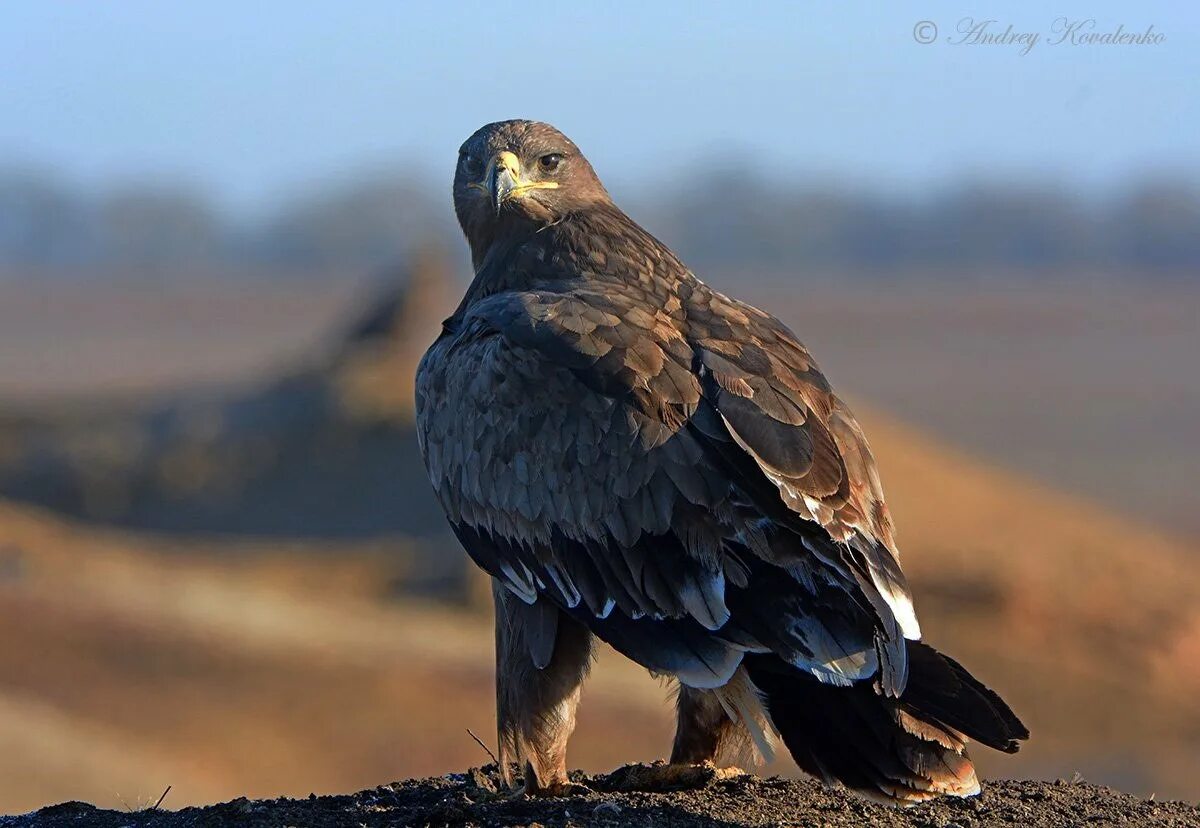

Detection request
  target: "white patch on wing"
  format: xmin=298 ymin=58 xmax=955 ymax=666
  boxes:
xmin=499 ymin=562 xmax=538 ymax=603
xmin=780 ymin=606 xmax=880 ymax=685
xmin=871 ymin=572 xmax=921 ymax=640
xmin=544 ymin=562 xmax=581 ymax=608
xmin=817 ymin=651 xmax=876 ymax=683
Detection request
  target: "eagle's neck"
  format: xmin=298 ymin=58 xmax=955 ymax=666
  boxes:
xmin=464 ymin=211 xmax=537 ymax=274
xmin=458 ymin=203 xmax=694 ymax=313
xmin=457 ymin=229 xmax=537 ymax=312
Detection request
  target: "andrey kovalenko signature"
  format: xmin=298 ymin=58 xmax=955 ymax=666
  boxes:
xmin=913 ymin=18 xmax=1165 ymax=55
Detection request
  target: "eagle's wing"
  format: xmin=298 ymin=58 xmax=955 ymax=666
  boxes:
xmin=417 ymin=284 xmax=916 ymax=694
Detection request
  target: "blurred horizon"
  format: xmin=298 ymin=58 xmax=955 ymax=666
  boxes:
xmin=4 ymin=162 xmax=1200 ymax=277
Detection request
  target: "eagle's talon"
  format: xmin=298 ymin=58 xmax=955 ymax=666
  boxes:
xmin=520 ymin=779 xmax=592 ymax=798
xmin=600 ymin=760 xmax=749 ymax=792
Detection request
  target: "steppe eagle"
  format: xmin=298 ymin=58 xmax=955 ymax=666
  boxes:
xmin=415 ymin=120 xmax=1027 ymax=803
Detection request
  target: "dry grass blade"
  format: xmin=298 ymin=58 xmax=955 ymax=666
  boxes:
xmin=151 ymin=785 xmax=172 ymax=811
xmin=466 ymin=728 xmax=499 ymax=765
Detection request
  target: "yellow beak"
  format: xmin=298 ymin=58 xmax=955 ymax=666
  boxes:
xmin=469 ymin=150 xmax=559 ymax=214
xmin=487 ymin=151 xmax=522 ymax=214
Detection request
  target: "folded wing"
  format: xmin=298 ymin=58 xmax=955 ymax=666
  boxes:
xmin=416 ymin=283 xmax=918 ymax=695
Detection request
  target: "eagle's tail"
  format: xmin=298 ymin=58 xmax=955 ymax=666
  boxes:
xmin=743 ymin=642 xmax=1028 ymax=805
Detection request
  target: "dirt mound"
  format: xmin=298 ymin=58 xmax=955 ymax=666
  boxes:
xmin=0 ymin=252 xmax=455 ymax=540
xmin=7 ymin=767 xmax=1198 ymax=828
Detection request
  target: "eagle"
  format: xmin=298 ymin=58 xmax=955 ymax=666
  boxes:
xmin=416 ymin=120 xmax=1027 ymax=803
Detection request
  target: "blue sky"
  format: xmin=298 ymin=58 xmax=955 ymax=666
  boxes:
xmin=2 ymin=2 xmax=1197 ymax=215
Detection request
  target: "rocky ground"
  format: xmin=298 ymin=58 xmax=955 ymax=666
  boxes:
xmin=6 ymin=765 xmax=1198 ymax=828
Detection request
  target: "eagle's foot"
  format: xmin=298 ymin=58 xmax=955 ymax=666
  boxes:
xmin=599 ymin=760 xmax=748 ymax=792
xmin=518 ymin=777 xmax=592 ymax=798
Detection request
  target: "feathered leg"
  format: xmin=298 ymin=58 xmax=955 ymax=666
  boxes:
xmin=675 ymin=666 xmax=779 ymax=770
xmin=606 ymin=676 xmax=764 ymax=793
xmin=671 ymin=685 xmax=738 ymax=764
xmin=493 ymin=582 xmax=593 ymax=795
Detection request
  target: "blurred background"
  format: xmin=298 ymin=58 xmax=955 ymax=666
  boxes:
xmin=1 ymin=0 xmax=1198 ymax=813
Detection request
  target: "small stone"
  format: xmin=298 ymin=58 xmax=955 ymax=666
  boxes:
xmin=593 ymin=801 xmax=622 ymax=818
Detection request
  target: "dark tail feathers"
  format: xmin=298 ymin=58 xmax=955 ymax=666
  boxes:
xmin=745 ymin=641 xmax=1028 ymax=804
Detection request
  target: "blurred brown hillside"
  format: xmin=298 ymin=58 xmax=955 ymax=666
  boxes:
xmin=0 ymin=252 xmax=453 ymax=545
xmin=0 ymin=262 xmax=1196 ymax=540
xmin=1 ymin=408 xmax=1199 ymax=812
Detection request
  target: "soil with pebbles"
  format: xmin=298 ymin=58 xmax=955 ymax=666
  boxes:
xmin=5 ymin=764 xmax=1198 ymax=827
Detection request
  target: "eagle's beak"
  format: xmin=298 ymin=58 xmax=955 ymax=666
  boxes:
xmin=488 ymin=151 xmax=521 ymax=215
xmin=470 ymin=150 xmax=559 ymax=215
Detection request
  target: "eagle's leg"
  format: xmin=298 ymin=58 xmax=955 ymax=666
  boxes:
xmin=604 ymin=685 xmax=750 ymax=793
xmin=493 ymin=582 xmax=594 ymax=796
xmin=671 ymin=685 xmax=738 ymax=764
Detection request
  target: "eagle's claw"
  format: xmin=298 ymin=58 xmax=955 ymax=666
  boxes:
xmin=598 ymin=760 xmax=748 ymax=792
xmin=517 ymin=779 xmax=592 ymax=798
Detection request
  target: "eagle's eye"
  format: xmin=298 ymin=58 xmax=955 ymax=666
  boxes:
xmin=461 ymin=152 xmax=482 ymax=178
xmin=538 ymin=153 xmax=563 ymax=173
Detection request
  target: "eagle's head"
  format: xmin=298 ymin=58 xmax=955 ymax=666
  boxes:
xmin=453 ymin=120 xmax=609 ymax=265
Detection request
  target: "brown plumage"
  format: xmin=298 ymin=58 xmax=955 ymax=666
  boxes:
xmin=416 ymin=120 xmax=1027 ymax=802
